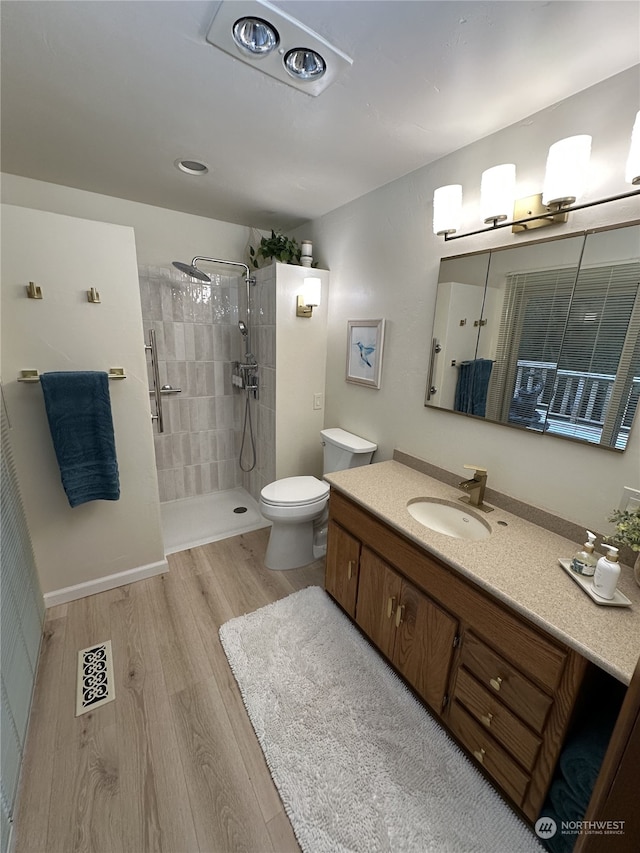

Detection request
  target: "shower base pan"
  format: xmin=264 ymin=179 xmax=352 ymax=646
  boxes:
xmin=161 ymin=487 xmax=270 ymax=555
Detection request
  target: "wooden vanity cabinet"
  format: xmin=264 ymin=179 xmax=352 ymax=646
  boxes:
xmin=356 ymin=547 xmax=459 ymax=714
xmin=325 ymin=489 xmax=588 ymax=824
xmin=325 ymin=519 xmax=361 ymax=617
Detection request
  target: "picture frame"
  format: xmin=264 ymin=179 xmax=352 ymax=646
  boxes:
xmin=346 ymin=319 xmax=385 ymax=389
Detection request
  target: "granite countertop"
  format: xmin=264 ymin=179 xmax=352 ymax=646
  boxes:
xmin=325 ymin=460 xmax=640 ymax=685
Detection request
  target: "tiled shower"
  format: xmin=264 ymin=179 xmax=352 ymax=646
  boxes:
xmin=137 ymin=263 xmax=276 ymax=506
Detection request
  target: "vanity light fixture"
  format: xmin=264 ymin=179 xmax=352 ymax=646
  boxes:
xmin=434 ymin=121 xmax=640 ymax=241
xmin=433 ymin=184 xmax=462 ymax=236
xmin=542 ymin=135 xmax=592 ymax=207
xmin=206 ymin=0 xmax=352 ymax=97
xmin=296 ymin=277 xmax=321 ymax=318
xmin=480 ymin=164 xmax=516 ymax=225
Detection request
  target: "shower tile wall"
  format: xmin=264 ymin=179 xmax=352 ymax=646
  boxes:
xmin=138 ymin=265 xmax=243 ymax=502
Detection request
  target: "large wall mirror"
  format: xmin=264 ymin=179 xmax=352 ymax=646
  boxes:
xmin=425 ymin=221 xmax=640 ymax=451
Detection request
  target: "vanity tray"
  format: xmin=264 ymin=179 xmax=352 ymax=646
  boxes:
xmin=558 ymin=559 xmax=632 ymax=608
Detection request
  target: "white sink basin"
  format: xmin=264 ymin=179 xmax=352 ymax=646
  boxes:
xmin=407 ymin=499 xmax=491 ymax=540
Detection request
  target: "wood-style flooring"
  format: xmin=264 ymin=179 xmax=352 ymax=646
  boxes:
xmin=13 ymin=528 xmax=325 ymax=853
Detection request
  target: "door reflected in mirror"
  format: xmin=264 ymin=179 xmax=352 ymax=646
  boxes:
xmin=426 ymin=222 xmax=640 ymax=451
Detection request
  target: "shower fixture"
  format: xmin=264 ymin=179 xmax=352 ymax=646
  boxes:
xmin=172 ymin=254 xmax=258 ymax=473
xmin=206 ymin=0 xmax=352 ymax=97
xmin=172 ymin=256 xmax=255 ymax=285
xmin=172 ymin=260 xmax=212 ymax=282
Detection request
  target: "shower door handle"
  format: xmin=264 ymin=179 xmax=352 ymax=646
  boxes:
xmin=145 ymin=329 xmax=164 ymax=433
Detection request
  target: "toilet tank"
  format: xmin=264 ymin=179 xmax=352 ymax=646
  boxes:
xmin=321 ymin=428 xmax=377 ymax=475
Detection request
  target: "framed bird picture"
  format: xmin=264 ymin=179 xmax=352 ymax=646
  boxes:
xmin=346 ymin=319 xmax=385 ymax=389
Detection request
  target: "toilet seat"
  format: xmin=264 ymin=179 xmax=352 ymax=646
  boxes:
xmin=260 ymin=476 xmax=329 ymax=508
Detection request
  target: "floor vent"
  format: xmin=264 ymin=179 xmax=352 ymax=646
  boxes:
xmin=75 ymin=640 xmax=115 ymax=716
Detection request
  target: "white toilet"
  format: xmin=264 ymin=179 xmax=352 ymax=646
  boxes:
xmin=259 ymin=428 xmax=377 ymax=570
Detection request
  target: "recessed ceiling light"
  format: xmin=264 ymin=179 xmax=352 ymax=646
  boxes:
xmin=284 ymin=48 xmax=325 ymax=81
xmin=232 ymin=17 xmax=279 ymax=56
xmin=206 ymin=0 xmax=352 ymax=97
xmin=175 ymin=159 xmax=209 ymax=176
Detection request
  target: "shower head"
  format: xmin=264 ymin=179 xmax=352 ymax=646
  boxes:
xmin=172 ymin=260 xmax=212 ymax=283
xmin=238 ymin=321 xmax=248 ymax=337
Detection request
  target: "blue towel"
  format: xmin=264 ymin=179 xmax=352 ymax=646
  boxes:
xmin=454 ymin=358 xmax=494 ymax=416
xmin=40 ymin=371 xmax=120 ymax=508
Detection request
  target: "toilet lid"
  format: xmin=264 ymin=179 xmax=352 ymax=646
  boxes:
xmin=261 ymin=476 xmax=329 ymax=507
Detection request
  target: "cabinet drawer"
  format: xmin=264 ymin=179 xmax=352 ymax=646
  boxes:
xmin=448 ymin=701 xmax=530 ymax=807
xmin=452 ymin=667 xmax=542 ymax=772
xmin=460 ymin=633 xmax=553 ymax=734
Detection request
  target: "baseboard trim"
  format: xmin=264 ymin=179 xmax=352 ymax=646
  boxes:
xmin=43 ymin=559 xmax=168 ymax=607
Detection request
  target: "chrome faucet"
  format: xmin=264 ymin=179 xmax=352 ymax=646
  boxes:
xmin=458 ymin=465 xmax=493 ymax=512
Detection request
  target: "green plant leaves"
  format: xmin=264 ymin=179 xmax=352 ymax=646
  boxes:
xmin=607 ymin=508 xmax=640 ymax=551
xmin=248 ymin=230 xmax=302 ymax=267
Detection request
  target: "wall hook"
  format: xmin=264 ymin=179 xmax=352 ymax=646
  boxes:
xmin=87 ymin=287 xmax=101 ymax=303
xmin=26 ymin=282 xmax=43 ymax=299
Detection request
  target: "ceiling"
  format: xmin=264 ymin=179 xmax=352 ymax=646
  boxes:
xmin=1 ymin=1 xmax=639 ymax=231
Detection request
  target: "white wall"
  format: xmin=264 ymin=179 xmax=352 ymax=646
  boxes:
xmin=275 ymin=264 xmax=329 ymax=479
xmin=1 ymin=205 xmax=165 ymax=597
xmin=0 ymin=174 xmax=252 ymax=268
xmin=301 ymin=67 xmax=640 ymax=534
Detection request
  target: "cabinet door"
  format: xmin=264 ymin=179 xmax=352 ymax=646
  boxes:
xmin=394 ymin=582 xmax=458 ymax=714
xmin=355 ymin=548 xmax=402 ymax=659
xmin=325 ymin=521 xmax=361 ymax=617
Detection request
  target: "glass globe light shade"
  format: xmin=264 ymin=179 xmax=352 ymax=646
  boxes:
xmin=480 ymin=164 xmax=516 ymax=223
xmin=433 ymin=185 xmax=462 ymax=236
xmin=542 ymin=135 xmax=592 ymax=206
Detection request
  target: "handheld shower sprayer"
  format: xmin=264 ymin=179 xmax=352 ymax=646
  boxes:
xmin=238 ymin=321 xmax=248 ymax=338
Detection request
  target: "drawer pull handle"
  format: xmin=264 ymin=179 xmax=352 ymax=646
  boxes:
xmin=489 ymin=676 xmax=503 ymax=692
xmin=395 ymin=604 xmax=405 ymax=628
xmin=347 ymin=560 xmax=355 ymax=580
xmin=473 ymin=748 xmax=486 ymax=764
xmin=481 ymin=712 xmax=493 ymax=728
xmin=387 ymin=596 xmax=396 ymax=619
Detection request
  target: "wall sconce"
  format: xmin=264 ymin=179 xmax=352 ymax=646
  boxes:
xmin=434 ymin=120 xmax=640 ymax=241
xmin=296 ymin=277 xmax=321 ymax=318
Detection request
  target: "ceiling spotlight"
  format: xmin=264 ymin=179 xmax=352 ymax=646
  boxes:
xmin=232 ymin=17 xmax=279 ymax=56
xmin=175 ymin=159 xmax=209 ymax=176
xmin=206 ymin=0 xmax=352 ymax=97
xmin=284 ymin=48 xmax=326 ymax=81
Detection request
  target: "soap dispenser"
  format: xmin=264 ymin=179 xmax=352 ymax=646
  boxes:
xmin=572 ymin=531 xmax=598 ymax=576
xmin=593 ymin=546 xmax=620 ymax=600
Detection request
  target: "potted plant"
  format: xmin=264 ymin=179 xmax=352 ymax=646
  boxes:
xmin=249 ymin=230 xmax=302 ymax=268
xmin=606 ymin=507 xmax=640 ymax=586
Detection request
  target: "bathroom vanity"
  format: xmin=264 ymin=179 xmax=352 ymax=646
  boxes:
xmin=324 ymin=459 xmax=640 ymax=845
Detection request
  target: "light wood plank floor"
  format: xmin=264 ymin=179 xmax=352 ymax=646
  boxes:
xmin=13 ymin=528 xmax=325 ymax=853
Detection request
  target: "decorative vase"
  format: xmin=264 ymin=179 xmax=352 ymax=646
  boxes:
xmin=634 ymin=553 xmax=640 ymax=588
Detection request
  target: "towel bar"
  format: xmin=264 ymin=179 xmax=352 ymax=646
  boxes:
xmin=18 ymin=368 xmax=127 ymax=382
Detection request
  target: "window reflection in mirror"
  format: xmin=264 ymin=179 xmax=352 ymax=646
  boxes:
xmin=426 ymin=222 xmax=640 ymax=452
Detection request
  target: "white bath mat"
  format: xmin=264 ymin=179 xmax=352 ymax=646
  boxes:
xmin=219 ymin=586 xmax=543 ymax=853
xmin=75 ymin=640 xmax=115 ymax=716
